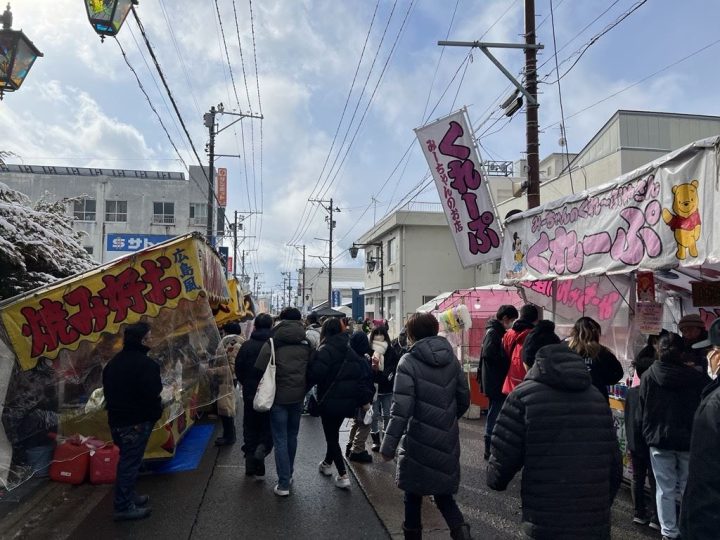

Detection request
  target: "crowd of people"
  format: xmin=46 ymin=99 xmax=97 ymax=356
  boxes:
xmin=99 ymin=303 xmax=720 ymax=540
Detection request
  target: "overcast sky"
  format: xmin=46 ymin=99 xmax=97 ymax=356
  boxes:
xmin=2 ymin=0 xmax=719 ymax=295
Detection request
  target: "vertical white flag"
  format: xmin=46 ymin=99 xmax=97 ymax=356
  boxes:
xmin=415 ymin=109 xmax=502 ymax=267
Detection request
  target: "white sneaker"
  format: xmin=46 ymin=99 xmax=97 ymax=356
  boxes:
xmin=334 ymin=475 xmax=351 ymax=489
xmin=273 ymin=484 xmax=290 ymax=497
xmin=318 ymin=461 xmax=333 ymax=476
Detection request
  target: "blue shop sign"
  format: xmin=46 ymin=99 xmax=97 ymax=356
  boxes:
xmin=106 ymin=234 xmax=174 ymax=252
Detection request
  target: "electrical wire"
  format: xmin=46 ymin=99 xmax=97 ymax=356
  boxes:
xmin=114 ymin=37 xmax=188 ymax=172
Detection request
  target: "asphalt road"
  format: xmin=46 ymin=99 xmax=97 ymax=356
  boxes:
xmin=0 ymin=405 xmax=661 ymax=540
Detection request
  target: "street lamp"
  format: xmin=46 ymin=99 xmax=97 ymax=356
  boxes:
xmin=84 ymin=0 xmax=138 ymax=41
xmin=350 ymin=242 xmax=384 ymax=319
xmin=0 ymin=3 xmax=43 ymax=99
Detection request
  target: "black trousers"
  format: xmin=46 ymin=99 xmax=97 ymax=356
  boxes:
xmin=320 ymin=413 xmax=346 ymax=476
xmin=630 ymin=449 xmax=657 ymax=517
xmin=403 ymin=491 xmax=464 ymax=530
xmin=242 ymin=397 xmax=273 ymax=457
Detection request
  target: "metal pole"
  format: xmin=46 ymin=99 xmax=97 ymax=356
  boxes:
xmin=233 ymin=210 xmax=238 ymax=278
xmin=525 ymin=0 xmax=541 ymax=209
xmin=302 ymin=244 xmax=306 ymax=313
xmin=206 ymin=106 xmax=216 ymax=242
xmin=241 ymin=250 xmax=246 ymax=283
xmin=379 ymin=243 xmax=385 ymax=319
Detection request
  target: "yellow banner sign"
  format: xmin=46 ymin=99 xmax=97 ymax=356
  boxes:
xmin=1 ymin=236 xmax=211 ymax=369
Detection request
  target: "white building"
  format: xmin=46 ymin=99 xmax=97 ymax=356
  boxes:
xmin=355 ymin=202 xmax=477 ymax=336
xmin=0 ymin=164 xmax=223 ymax=263
xmin=302 ymin=266 xmax=365 ymax=312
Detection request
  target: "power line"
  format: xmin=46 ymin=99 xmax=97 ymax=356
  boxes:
xmin=114 ymin=37 xmax=188 ymax=172
xmin=248 ymin=0 xmax=264 ymax=257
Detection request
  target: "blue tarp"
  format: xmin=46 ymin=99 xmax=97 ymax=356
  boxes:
xmin=145 ymin=423 xmax=214 ymax=474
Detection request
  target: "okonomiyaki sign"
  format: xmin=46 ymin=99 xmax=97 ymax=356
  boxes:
xmin=501 ymin=147 xmax=715 ymax=283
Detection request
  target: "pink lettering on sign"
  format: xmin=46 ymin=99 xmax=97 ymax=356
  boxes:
xmin=526 ymin=201 xmax=663 ymax=276
xmin=521 ymin=279 xmax=623 ymax=321
xmin=437 ymin=120 xmax=500 ymax=255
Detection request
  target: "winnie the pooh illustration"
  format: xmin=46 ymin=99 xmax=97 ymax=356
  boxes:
xmin=662 ymin=179 xmax=701 ymax=260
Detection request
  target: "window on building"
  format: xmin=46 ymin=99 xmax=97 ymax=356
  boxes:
xmin=491 ymin=259 xmax=501 ymax=274
xmin=387 ymin=296 xmax=396 ymax=319
xmin=105 ymin=200 xmax=127 ymax=222
xmin=422 ymin=295 xmax=436 ymax=305
xmin=189 ymin=203 xmax=207 ymax=226
xmin=84 ymin=246 xmax=94 ymax=255
xmin=365 ymin=296 xmax=373 ymax=307
xmin=73 ymin=199 xmax=96 ymax=221
xmin=153 ymin=202 xmax=175 ymax=224
xmin=387 ymin=238 xmax=395 ymax=264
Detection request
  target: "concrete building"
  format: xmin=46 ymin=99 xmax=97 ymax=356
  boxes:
xmin=0 ymin=164 xmax=223 ymax=262
xmin=355 ymin=202 xmax=477 ymax=336
xmin=302 ymin=266 xmax=365 ymax=312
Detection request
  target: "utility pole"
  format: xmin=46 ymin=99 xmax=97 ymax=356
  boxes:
xmin=203 ymin=106 xmax=217 ymax=243
xmin=525 ymin=0 xmax=540 ymax=209
xmin=233 ymin=210 xmax=238 ymax=278
xmin=310 ymin=198 xmax=340 ymax=308
xmin=291 ymin=244 xmax=306 ymax=313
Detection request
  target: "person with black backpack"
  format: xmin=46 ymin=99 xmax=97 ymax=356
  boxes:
xmin=307 ymin=319 xmax=374 ymax=490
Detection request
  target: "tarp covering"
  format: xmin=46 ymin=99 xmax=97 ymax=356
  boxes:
xmin=0 ymin=234 xmax=233 ymax=491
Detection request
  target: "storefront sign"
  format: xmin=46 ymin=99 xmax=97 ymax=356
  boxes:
xmin=106 ymin=234 xmax=174 ymax=252
xmin=0 ymin=237 xmax=229 ymax=369
xmin=636 ymin=302 xmax=664 ymax=335
xmin=636 ymin=271 xmax=656 ymax=302
xmin=691 ymin=281 xmax=720 ymax=307
xmin=415 ymin=109 xmax=502 ymax=267
xmin=217 ymin=168 xmax=227 ymax=207
xmin=500 ymin=142 xmax=719 ymax=283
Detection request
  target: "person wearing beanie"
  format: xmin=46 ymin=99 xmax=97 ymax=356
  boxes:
xmin=678 ymin=313 xmax=709 ymax=371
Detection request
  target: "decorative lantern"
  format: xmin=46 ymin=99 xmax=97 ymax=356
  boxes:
xmin=84 ymin=0 xmax=138 ymax=41
xmin=0 ymin=3 xmax=43 ymax=99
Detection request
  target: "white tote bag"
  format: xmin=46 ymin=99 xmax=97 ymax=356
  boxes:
xmin=253 ymin=338 xmax=276 ymax=412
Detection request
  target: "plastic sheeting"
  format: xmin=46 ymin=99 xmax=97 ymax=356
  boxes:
xmin=0 ymin=234 xmax=233 ymax=491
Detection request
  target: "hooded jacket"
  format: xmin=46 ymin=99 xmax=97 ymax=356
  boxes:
xmin=479 ymin=319 xmax=508 ymax=399
xmin=639 ymin=359 xmax=708 ymax=450
xmin=255 ymin=320 xmax=312 ymax=405
xmin=307 ymin=332 xmax=374 ymax=418
xmin=521 ymin=320 xmax=561 ymax=369
xmin=680 ymin=379 xmax=720 ymax=540
xmin=501 ymin=318 xmax=535 ymax=394
xmin=380 ymin=336 xmax=470 ymax=496
xmin=236 ymin=327 xmax=272 ymax=399
xmin=102 ymin=342 xmax=163 ymax=428
xmin=488 ymin=344 xmax=622 ymax=540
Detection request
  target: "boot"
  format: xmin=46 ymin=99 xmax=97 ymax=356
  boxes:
xmin=349 ymin=450 xmax=373 ymax=463
xmin=370 ymin=432 xmax=381 ymax=452
xmin=483 ymin=435 xmax=491 ymax=461
xmin=450 ymin=523 xmax=472 ymax=540
xmin=402 ymin=523 xmax=422 ymax=540
xmin=215 ymin=415 xmax=236 ymax=446
xmin=245 ymin=455 xmax=257 ymax=476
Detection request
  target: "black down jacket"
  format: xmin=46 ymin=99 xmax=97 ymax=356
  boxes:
xmin=236 ymin=327 xmax=272 ymax=399
xmin=681 ymin=379 xmax=720 ymax=540
xmin=380 ymin=336 xmax=470 ymax=496
xmin=487 ymin=343 xmax=622 ymax=540
xmin=479 ymin=319 xmax=508 ymax=399
xmin=639 ymin=360 xmax=708 ymax=451
xmin=307 ymin=332 xmax=374 ymax=418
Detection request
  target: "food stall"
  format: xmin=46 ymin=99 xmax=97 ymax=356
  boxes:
xmin=499 ymin=136 xmax=720 ymax=480
xmin=0 ymin=233 xmax=231 ymax=490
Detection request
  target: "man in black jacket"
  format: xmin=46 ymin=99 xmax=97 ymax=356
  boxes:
xmin=235 ymin=313 xmax=274 ymax=478
xmin=640 ymin=333 xmax=708 ymax=540
xmin=681 ymin=318 xmax=720 ymax=540
xmin=488 ymin=342 xmax=622 ymax=539
xmin=478 ymin=305 xmax=518 ymax=460
xmin=102 ymin=322 xmax=162 ymax=522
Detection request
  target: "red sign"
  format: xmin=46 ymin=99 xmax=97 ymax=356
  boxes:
xmin=226 ymin=256 xmax=233 ymax=274
xmin=217 ymin=168 xmax=227 ymax=207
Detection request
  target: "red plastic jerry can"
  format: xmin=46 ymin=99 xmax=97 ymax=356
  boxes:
xmin=49 ymin=440 xmax=90 ymax=485
xmin=90 ymin=443 xmax=120 ymax=485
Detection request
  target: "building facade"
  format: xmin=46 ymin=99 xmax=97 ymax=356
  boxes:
xmin=355 ymin=202 xmax=477 ymax=336
xmin=0 ymin=164 xmax=223 ymax=262
xmin=302 ymin=266 xmax=365 ymax=312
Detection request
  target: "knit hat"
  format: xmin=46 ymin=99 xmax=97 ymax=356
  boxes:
xmin=522 ymin=320 xmax=561 ymax=368
xmin=678 ymin=313 xmax=705 ymax=331
xmin=349 ymin=331 xmax=371 ymax=356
